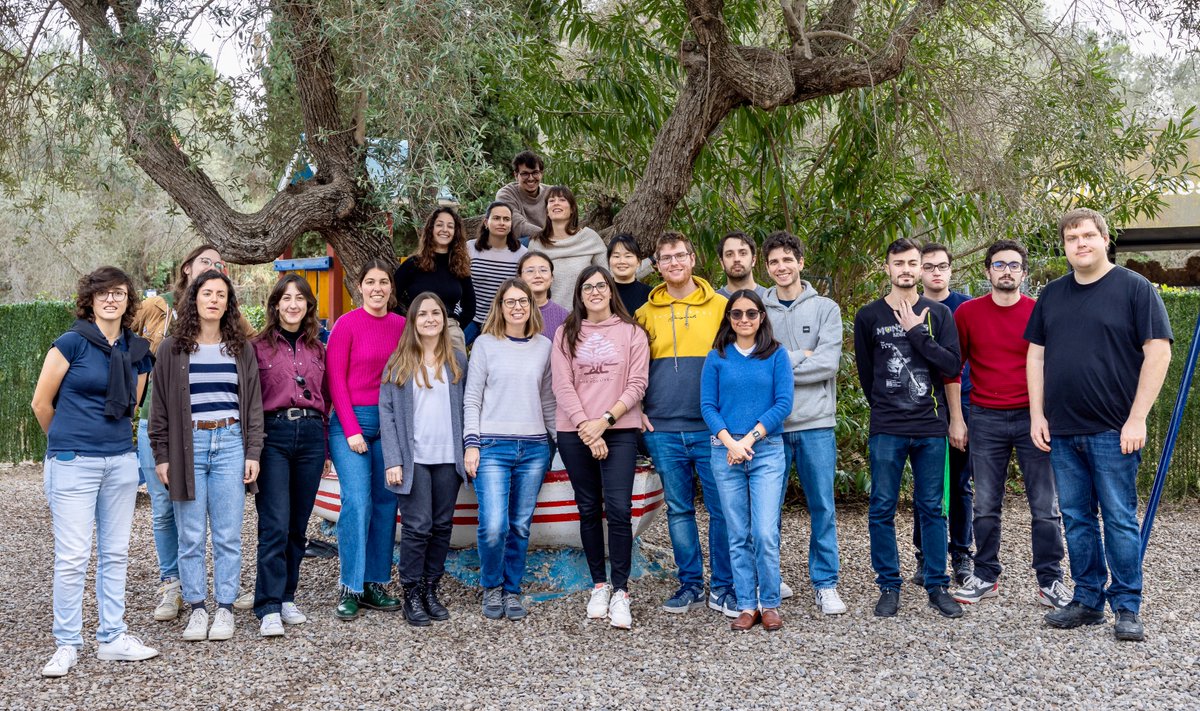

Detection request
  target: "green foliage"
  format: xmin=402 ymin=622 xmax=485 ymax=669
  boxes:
xmin=1138 ymin=289 xmax=1200 ymax=499
xmin=0 ymin=302 xmax=74 ymax=463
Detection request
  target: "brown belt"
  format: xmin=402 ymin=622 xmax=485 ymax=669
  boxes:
xmin=193 ymin=417 xmax=239 ymax=430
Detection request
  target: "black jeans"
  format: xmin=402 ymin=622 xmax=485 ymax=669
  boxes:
xmin=969 ymin=405 xmax=1064 ymax=586
xmin=396 ymin=463 xmax=462 ymax=586
xmin=557 ymin=429 xmax=639 ymax=592
xmin=254 ymin=415 xmax=326 ymax=618
xmin=913 ymin=403 xmax=974 ymax=568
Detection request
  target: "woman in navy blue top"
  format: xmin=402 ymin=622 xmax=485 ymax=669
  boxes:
xmin=31 ymin=266 xmax=158 ymax=677
xmin=700 ymin=289 xmax=793 ymax=632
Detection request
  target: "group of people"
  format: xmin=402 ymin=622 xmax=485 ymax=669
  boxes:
xmin=33 ymin=145 xmax=1170 ymax=680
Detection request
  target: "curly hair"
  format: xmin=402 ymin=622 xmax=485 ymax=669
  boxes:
xmin=412 ymin=207 xmax=470 ymax=279
xmin=171 ymin=270 xmax=247 ymax=358
xmin=75 ymin=266 xmax=141 ymax=330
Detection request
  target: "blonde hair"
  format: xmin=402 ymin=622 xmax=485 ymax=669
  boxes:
xmin=383 ymin=292 xmax=463 ymax=387
xmin=482 ymin=278 xmax=543 ymax=339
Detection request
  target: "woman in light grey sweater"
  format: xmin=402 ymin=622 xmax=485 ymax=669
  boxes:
xmin=380 ymin=292 xmax=468 ymax=627
xmin=529 ymin=185 xmax=606 ymax=310
xmin=464 ymin=278 xmax=555 ymax=622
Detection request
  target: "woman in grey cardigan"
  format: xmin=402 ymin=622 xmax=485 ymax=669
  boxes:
xmin=381 ymin=292 xmax=469 ymax=627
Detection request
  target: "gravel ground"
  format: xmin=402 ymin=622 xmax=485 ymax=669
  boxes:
xmin=2 ymin=461 xmax=1198 ymax=709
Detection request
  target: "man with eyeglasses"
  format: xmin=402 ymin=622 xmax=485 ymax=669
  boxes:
xmin=948 ymin=240 xmax=1071 ymax=611
xmin=853 ymin=238 xmax=963 ymax=619
xmin=635 ymin=232 xmax=735 ymax=616
xmin=495 ymin=150 xmax=549 ymax=241
xmin=912 ymin=243 xmax=974 ymax=589
xmin=1027 ymin=208 xmax=1172 ymax=642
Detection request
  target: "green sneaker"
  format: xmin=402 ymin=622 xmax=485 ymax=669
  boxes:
xmin=361 ymin=583 xmax=402 ymax=611
xmin=335 ymin=590 xmax=361 ymax=620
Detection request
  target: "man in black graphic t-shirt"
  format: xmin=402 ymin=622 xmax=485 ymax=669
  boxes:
xmin=854 ymin=238 xmax=963 ymax=619
xmin=1027 ymin=208 xmax=1172 ymax=642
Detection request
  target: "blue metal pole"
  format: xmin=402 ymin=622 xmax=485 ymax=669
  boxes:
xmin=1140 ymin=307 xmax=1200 ymax=560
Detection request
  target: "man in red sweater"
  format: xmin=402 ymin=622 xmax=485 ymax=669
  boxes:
xmin=949 ymin=240 xmax=1071 ymax=609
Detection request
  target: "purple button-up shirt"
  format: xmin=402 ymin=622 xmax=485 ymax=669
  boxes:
xmin=254 ymin=331 xmax=329 ymax=415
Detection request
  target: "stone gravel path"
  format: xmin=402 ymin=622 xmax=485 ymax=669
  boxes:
xmin=1 ymin=462 xmax=1198 ymax=709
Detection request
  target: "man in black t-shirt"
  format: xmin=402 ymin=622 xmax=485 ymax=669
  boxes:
xmin=853 ymin=238 xmax=963 ymax=619
xmin=1026 ymin=208 xmax=1172 ymax=642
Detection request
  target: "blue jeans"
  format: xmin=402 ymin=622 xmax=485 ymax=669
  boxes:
xmin=781 ymin=428 xmax=841 ymax=590
xmin=474 ymin=437 xmax=550 ymax=593
xmin=330 ymin=407 xmax=396 ymax=593
xmin=44 ymin=451 xmax=139 ymax=647
xmin=713 ymin=438 xmax=786 ymax=610
xmin=643 ymin=430 xmax=733 ymax=592
xmin=868 ymin=434 xmax=949 ymax=590
xmin=464 ymin=320 xmax=481 ymax=347
xmin=1050 ymin=431 xmax=1142 ymax=613
xmin=138 ymin=418 xmax=179 ymax=581
xmin=173 ymin=423 xmax=245 ymax=606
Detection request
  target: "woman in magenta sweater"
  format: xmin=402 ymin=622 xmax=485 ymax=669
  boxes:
xmin=551 ymin=266 xmax=649 ymax=630
xmin=327 ymin=259 xmax=406 ymax=620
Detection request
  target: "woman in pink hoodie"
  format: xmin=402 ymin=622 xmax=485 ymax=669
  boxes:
xmin=551 ymin=266 xmax=649 ymax=630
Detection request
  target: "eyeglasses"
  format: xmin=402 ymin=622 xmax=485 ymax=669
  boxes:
xmin=990 ymin=261 xmax=1025 ymax=272
xmin=657 ymin=252 xmax=692 ymax=265
xmin=517 ymin=170 xmax=543 ymax=179
xmin=921 ymin=263 xmax=950 ymax=273
xmin=503 ymin=297 xmax=530 ymax=309
xmin=96 ymin=290 xmax=128 ymax=302
xmin=581 ymin=282 xmax=610 ymax=295
xmin=729 ymin=309 xmax=761 ymax=321
xmin=294 ymin=375 xmax=311 ymax=400
xmin=196 ymin=257 xmax=227 ymax=272
xmin=521 ymin=267 xmax=551 ymax=276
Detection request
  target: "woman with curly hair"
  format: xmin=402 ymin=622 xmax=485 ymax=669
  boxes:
xmin=33 ymin=266 xmax=158 ymax=677
xmin=394 ymin=207 xmax=476 ymax=352
xmin=149 ymin=270 xmax=264 ymax=643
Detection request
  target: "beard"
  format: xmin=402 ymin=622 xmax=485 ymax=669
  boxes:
xmin=992 ymin=279 xmax=1019 ymax=292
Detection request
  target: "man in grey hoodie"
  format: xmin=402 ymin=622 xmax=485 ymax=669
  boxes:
xmin=761 ymin=231 xmax=847 ymax=615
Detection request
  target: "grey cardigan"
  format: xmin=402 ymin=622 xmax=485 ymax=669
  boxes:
xmin=380 ymin=350 xmax=469 ymax=495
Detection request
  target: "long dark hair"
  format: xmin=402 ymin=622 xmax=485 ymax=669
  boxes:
xmin=558 ymin=266 xmax=640 ymax=359
xmin=712 ymin=289 xmax=779 ymax=360
xmin=172 ymin=270 xmax=247 ymax=358
xmin=474 ymin=202 xmax=519 ymax=252
xmin=255 ymin=274 xmax=322 ymax=352
xmin=532 ymin=185 xmax=579 ymax=247
xmin=173 ymin=243 xmax=222 ymax=305
xmin=412 ymin=206 xmax=470 ymax=278
xmin=75 ymin=266 xmax=141 ymax=330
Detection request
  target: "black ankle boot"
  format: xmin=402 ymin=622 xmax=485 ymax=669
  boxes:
xmin=403 ymin=583 xmax=430 ymax=627
xmin=423 ymin=577 xmax=450 ymax=622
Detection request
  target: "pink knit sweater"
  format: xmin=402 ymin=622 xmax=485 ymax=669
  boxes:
xmin=326 ymin=308 xmax=405 ymax=438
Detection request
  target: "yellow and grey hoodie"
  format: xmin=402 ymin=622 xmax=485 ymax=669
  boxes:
xmin=635 ymin=277 xmax=727 ymax=431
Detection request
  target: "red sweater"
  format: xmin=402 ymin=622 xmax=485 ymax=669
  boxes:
xmin=955 ymin=294 xmax=1035 ymax=410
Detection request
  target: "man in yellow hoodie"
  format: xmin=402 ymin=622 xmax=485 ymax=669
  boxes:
xmin=635 ymin=232 xmax=734 ymax=616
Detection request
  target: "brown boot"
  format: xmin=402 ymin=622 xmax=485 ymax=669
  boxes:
xmin=730 ymin=609 xmax=761 ymax=631
xmin=761 ymin=607 xmax=783 ymax=631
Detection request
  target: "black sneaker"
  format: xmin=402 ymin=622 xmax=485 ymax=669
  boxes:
xmin=928 ymin=586 xmax=964 ymax=618
xmin=952 ymin=558 xmax=973 ymax=587
xmin=1044 ymin=601 xmax=1106 ymax=629
xmin=874 ymin=589 xmax=900 ymax=617
xmin=1114 ymin=610 xmax=1145 ymax=641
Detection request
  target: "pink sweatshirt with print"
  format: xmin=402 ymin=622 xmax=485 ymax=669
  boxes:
xmin=551 ymin=315 xmax=649 ymax=432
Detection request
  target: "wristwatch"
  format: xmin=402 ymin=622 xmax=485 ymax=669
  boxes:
xmin=603 ymin=411 xmax=617 ymax=426
xmin=751 ymin=429 xmax=763 ymax=441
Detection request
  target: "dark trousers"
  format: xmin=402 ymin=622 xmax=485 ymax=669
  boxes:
xmin=914 ymin=404 xmax=974 ymax=568
xmin=396 ymin=463 xmax=462 ymax=586
xmin=969 ymin=405 xmax=1064 ymax=586
xmin=557 ymin=429 xmax=639 ymax=592
xmin=254 ymin=416 xmax=326 ymax=618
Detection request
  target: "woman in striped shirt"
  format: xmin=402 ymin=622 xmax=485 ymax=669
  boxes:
xmin=149 ymin=270 xmax=264 ymax=642
xmin=466 ymin=202 xmax=527 ymax=347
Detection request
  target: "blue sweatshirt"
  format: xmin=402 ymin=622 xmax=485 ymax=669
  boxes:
xmin=699 ymin=345 xmax=794 ymax=438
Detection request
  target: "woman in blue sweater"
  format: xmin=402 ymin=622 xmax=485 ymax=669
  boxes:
xmin=700 ymin=289 xmax=793 ymax=632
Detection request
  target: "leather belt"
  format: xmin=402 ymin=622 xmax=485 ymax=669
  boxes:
xmin=268 ymin=407 xmax=323 ymax=420
xmin=193 ymin=417 xmax=239 ymax=430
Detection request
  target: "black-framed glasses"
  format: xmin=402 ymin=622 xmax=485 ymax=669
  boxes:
xmin=990 ymin=261 xmax=1025 ymax=272
xmin=580 ymin=282 xmax=610 ymax=294
xmin=96 ymin=290 xmax=128 ymax=302
xmin=730 ymin=309 xmax=761 ymax=321
xmin=921 ymin=263 xmax=950 ymax=272
xmin=294 ymin=375 xmax=311 ymax=400
xmin=517 ymin=169 xmax=543 ymax=179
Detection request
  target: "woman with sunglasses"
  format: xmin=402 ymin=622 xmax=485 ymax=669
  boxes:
xmin=700 ymin=289 xmax=793 ymax=632
xmin=250 ymin=275 xmax=329 ymax=637
xmin=464 ymin=278 xmax=555 ymax=621
xmin=529 ymin=186 xmax=606 ymax=310
xmin=551 ymin=267 xmax=649 ymax=629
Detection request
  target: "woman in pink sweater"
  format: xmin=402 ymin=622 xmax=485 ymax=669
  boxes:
xmin=551 ymin=266 xmax=649 ymax=630
xmin=327 ymin=259 xmax=406 ymax=620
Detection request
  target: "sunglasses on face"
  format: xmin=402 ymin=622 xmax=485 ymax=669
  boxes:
xmin=729 ymin=309 xmax=761 ymax=321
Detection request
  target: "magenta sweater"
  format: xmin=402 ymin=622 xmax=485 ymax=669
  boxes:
xmin=326 ymin=308 xmax=405 ymax=438
xmin=551 ymin=315 xmax=649 ymax=431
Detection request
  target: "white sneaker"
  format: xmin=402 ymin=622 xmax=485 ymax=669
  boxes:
xmin=154 ymin=579 xmax=183 ymax=621
xmin=280 ymin=602 xmax=307 ymax=625
xmin=259 ymin=613 xmax=285 ymax=637
xmin=587 ymin=584 xmax=611 ymax=619
xmin=208 ymin=608 xmax=236 ymax=641
xmin=182 ymin=608 xmax=209 ymax=642
xmin=233 ymin=590 xmax=255 ymax=610
xmin=780 ymin=581 xmax=794 ymax=600
xmin=609 ymin=591 xmax=632 ymax=629
xmin=97 ymin=633 xmax=159 ymax=662
xmin=815 ymin=587 xmax=848 ymax=615
xmin=41 ymin=646 xmax=78 ymax=678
